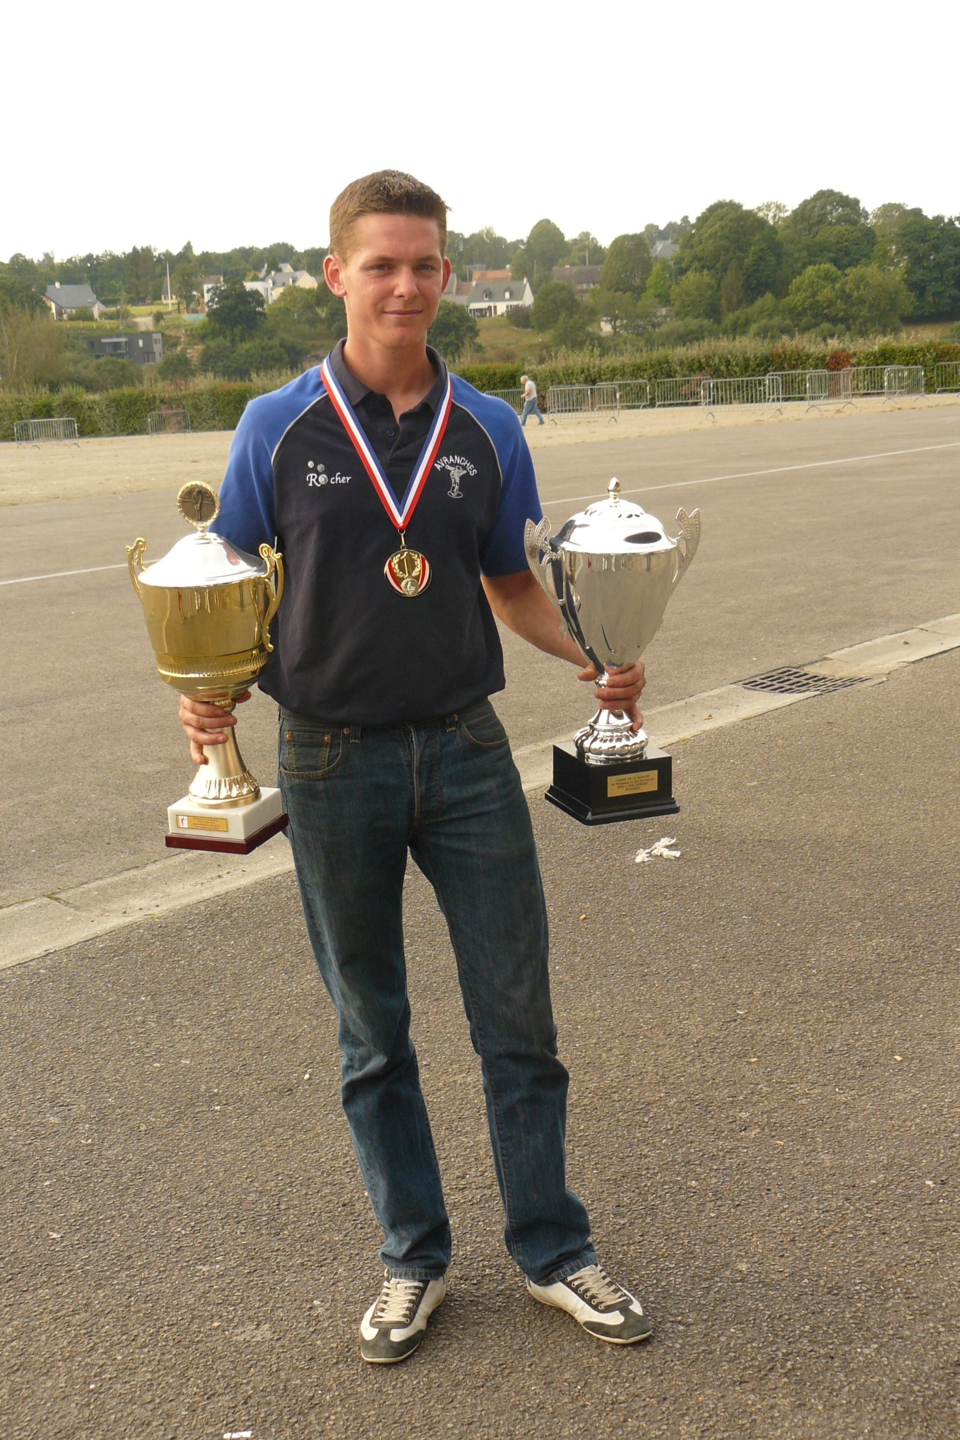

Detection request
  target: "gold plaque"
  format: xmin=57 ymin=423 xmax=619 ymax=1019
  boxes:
xmin=607 ymin=770 xmax=659 ymax=798
xmin=175 ymin=813 xmax=230 ymax=833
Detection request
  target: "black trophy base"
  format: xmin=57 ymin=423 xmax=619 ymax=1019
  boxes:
xmin=544 ymin=741 xmax=679 ymax=826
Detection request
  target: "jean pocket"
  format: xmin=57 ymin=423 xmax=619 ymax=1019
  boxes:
xmin=279 ymin=722 xmax=349 ymax=779
xmin=458 ymin=698 xmax=510 ymax=749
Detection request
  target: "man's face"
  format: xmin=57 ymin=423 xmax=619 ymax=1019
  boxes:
xmin=323 ymin=214 xmax=451 ymax=350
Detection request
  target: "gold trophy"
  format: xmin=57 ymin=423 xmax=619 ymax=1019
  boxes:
xmin=127 ymin=481 xmax=287 ymax=853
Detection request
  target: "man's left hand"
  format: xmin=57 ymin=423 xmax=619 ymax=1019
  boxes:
xmin=578 ymin=660 xmax=646 ymax=731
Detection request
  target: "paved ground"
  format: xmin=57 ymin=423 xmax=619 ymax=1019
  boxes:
xmin=2 ymin=404 xmax=959 ymax=1437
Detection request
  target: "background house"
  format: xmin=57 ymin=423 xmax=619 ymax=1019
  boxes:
xmin=201 ymin=275 xmax=225 ymax=308
xmin=650 ymin=240 xmax=678 ymax=262
xmin=460 ymin=278 xmax=533 ymax=318
xmin=551 ymin=265 xmax=603 ymax=293
xmin=245 ymin=263 xmax=319 ymax=305
xmin=83 ymin=333 xmax=163 ymax=365
xmin=44 ymin=282 xmax=109 ymax=320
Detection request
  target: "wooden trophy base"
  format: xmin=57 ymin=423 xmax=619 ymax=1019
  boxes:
xmin=544 ymin=742 xmax=680 ymax=826
xmin=165 ymin=786 xmax=289 ymax=854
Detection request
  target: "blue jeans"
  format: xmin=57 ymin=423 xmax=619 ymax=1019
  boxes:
xmin=278 ymin=698 xmax=595 ymax=1284
xmin=521 ymin=397 xmax=544 ymax=425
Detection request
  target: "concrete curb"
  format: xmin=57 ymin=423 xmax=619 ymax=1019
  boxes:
xmin=3 ymin=612 xmax=958 ymax=972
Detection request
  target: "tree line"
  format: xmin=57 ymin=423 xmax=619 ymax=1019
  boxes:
xmin=1 ymin=190 xmax=958 ymax=389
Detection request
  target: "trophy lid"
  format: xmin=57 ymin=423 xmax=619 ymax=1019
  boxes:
xmin=136 ymin=481 xmax=268 ymax=588
xmin=556 ymin=479 xmax=673 ymax=555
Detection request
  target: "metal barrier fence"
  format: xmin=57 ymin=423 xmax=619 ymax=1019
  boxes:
xmin=148 ymin=408 xmax=191 ymax=435
xmin=485 ymin=389 xmax=524 ymax=413
xmin=701 ymin=376 xmax=778 ymax=408
xmin=654 ymin=365 xmax=931 ymax=412
xmin=805 ymin=369 xmax=854 ymax=406
xmin=547 ymin=385 xmax=595 ymax=415
xmin=935 ymin=362 xmax=960 ymax=392
xmin=593 ymin=380 xmax=651 ymax=412
xmin=13 ymin=417 xmax=80 ymax=445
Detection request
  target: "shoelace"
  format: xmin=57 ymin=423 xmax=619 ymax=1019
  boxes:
xmin=372 ymin=1277 xmax=423 ymax=1327
xmin=569 ymin=1265 xmax=630 ymax=1311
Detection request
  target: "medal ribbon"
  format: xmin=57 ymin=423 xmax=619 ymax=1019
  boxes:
xmin=320 ymin=354 xmax=452 ymax=533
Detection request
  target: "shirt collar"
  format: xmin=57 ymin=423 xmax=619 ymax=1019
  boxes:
xmin=325 ymin=337 xmax=448 ymax=416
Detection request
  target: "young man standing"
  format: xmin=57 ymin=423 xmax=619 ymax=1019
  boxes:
xmin=179 ymin=171 xmax=651 ymax=1364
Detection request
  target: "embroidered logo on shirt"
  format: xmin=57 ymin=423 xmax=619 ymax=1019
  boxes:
xmin=434 ymin=454 xmax=477 ymax=499
xmin=306 ymin=461 xmax=350 ymax=487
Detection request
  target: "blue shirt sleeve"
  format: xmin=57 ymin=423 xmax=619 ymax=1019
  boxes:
xmin=211 ymin=369 xmax=325 ymax=556
xmin=212 ymin=400 xmax=278 ymax=556
xmin=451 ymin=381 xmax=543 ymax=576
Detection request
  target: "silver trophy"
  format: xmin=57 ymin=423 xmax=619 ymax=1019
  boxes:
xmin=524 ymin=478 xmax=700 ymax=823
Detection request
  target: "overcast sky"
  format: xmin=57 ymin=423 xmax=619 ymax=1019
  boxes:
xmin=5 ymin=0 xmax=956 ymax=260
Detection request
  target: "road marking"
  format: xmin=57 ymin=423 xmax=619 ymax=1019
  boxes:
xmin=0 ymin=562 xmax=127 ymax=587
xmin=540 ymin=440 xmax=960 ymax=509
xmin=2 ymin=610 xmax=959 ymax=973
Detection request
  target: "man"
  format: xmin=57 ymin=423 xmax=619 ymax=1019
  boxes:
xmin=520 ymin=373 xmax=544 ymax=426
xmin=179 ymin=171 xmax=651 ymax=1364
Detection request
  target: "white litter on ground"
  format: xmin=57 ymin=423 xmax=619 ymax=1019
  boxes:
xmin=635 ymin=837 xmax=682 ymax=864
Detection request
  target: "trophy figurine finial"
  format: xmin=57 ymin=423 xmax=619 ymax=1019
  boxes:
xmin=608 ymin=477 xmax=621 ymax=501
xmin=176 ymin=481 xmax=220 ymax=534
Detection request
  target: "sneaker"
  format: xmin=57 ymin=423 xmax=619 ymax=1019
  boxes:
xmin=359 ymin=1272 xmax=446 ymax=1364
xmin=527 ymin=1263 xmax=653 ymax=1345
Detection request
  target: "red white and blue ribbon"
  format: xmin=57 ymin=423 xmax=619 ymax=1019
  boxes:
xmin=320 ymin=354 xmax=452 ymax=533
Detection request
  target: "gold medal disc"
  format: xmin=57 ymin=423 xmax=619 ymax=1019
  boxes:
xmin=385 ymin=545 xmax=431 ymax=597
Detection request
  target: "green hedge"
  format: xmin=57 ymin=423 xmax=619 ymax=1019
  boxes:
xmin=0 ymin=376 xmax=283 ymax=442
xmin=461 ymin=340 xmax=960 ymax=394
xmin=3 ymin=342 xmax=959 ymax=441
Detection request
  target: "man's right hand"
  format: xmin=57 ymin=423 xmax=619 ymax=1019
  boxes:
xmin=178 ymin=691 xmax=251 ymax=766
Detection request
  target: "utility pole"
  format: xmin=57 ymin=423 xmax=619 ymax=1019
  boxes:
xmin=166 ymin=261 xmax=173 ymax=312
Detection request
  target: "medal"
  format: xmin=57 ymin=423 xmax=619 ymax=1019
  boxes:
xmin=321 ymin=354 xmax=452 ymax=597
xmin=384 ymin=535 xmax=430 ymax=596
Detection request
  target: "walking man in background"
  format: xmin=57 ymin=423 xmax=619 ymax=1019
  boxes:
xmin=520 ymin=373 xmax=544 ymax=426
xmin=178 ymin=170 xmax=651 ymax=1365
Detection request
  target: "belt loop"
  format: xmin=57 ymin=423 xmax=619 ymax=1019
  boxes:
xmin=350 ymin=724 xmax=362 ymax=744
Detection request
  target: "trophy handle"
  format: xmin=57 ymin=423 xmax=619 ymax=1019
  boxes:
xmin=259 ymin=544 xmax=284 ymax=652
xmin=126 ymin=537 xmax=147 ymax=597
xmin=524 ymin=517 xmax=568 ymax=637
xmin=672 ymin=508 xmax=701 ymax=588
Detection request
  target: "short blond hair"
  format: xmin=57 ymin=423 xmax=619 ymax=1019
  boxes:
xmin=329 ymin=170 xmax=448 ymax=260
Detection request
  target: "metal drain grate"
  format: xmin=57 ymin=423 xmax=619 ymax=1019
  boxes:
xmin=740 ymin=666 xmax=868 ymax=696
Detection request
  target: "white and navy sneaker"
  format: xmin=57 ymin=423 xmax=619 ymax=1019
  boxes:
xmin=527 ymin=1263 xmax=653 ymax=1344
xmin=359 ymin=1272 xmax=446 ymax=1364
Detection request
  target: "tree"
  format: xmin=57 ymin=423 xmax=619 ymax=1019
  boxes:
xmin=427 ymin=300 xmax=479 ymax=362
xmin=0 ymin=304 xmax=65 ymax=388
xmin=670 ymin=269 xmax=720 ymax=321
xmin=0 ymin=274 xmax=44 ymax=313
xmin=755 ymin=201 xmax=788 ymax=226
xmin=675 ymin=201 xmax=782 ymax=309
xmin=314 ymin=285 xmax=347 ymax=343
xmin=842 ymin=264 xmax=911 ymax=334
xmin=872 ymin=211 xmax=960 ymax=317
xmin=524 ymin=219 xmax=567 ymax=288
xmin=551 ymin=311 xmax=592 ymax=349
xmin=782 ymin=190 xmax=875 ymax=274
xmin=206 ymin=279 xmax=265 ymax=336
xmin=644 ymin=262 xmax=672 ymax=306
xmin=173 ymin=261 xmax=201 ymax=313
xmin=562 ymin=232 xmax=606 ymax=267
xmin=124 ymin=246 xmax=157 ymax=304
xmin=600 ymin=235 xmax=652 ymax=296
xmin=530 ymin=280 xmax=580 ymax=331
xmin=784 ymin=264 xmax=846 ymax=332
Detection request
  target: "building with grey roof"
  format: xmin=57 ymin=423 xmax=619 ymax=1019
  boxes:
xmin=43 ymin=282 xmax=109 ymax=320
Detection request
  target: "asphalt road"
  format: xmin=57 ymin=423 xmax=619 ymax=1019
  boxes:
xmin=2 ymin=406 xmax=959 ymax=1438
xmin=2 ymin=405 xmax=959 ymax=907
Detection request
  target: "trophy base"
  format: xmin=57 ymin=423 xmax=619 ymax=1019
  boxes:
xmin=544 ymin=742 xmax=679 ymax=826
xmin=165 ymin=786 xmax=289 ymax=854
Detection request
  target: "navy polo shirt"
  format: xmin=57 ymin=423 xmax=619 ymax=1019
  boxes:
xmin=214 ymin=343 xmax=543 ymax=726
